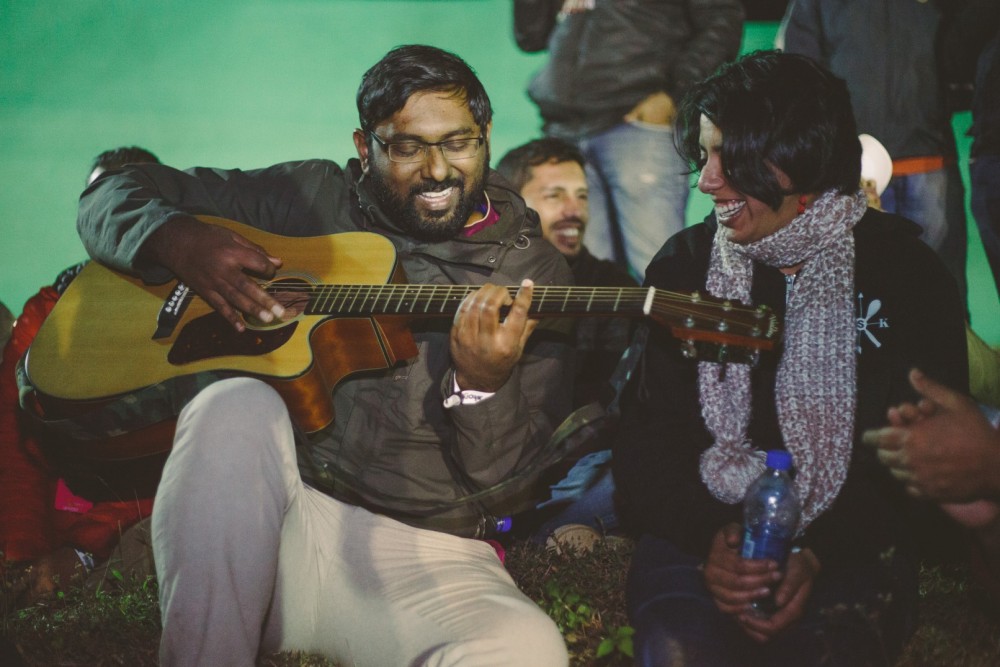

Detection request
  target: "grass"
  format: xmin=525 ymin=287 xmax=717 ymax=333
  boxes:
xmin=2 ymin=539 xmax=998 ymax=666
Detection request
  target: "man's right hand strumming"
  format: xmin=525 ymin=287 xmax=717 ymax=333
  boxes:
xmin=141 ymin=216 xmax=285 ymax=332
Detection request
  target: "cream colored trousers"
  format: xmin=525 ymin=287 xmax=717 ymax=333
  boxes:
xmin=152 ymin=378 xmax=567 ymax=667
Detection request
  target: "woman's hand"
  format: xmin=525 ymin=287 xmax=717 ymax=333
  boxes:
xmin=738 ymin=547 xmax=821 ymax=643
xmin=703 ymin=523 xmax=781 ymax=615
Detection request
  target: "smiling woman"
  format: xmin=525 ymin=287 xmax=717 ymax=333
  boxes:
xmin=614 ymin=50 xmax=970 ymax=667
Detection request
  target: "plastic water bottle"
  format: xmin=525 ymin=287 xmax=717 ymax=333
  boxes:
xmin=740 ymin=450 xmax=801 ymax=615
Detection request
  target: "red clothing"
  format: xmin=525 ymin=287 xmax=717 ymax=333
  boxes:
xmin=0 ymin=287 xmax=152 ymax=562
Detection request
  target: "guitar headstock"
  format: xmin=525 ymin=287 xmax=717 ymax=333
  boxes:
xmin=647 ymin=290 xmax=780 ymax=365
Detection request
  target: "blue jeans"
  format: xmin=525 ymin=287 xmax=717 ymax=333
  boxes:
xmin=879 ymin=165 xmax=968 ymax=305
xmin=626 ymin=534 xmax=919 ymax=667
xmin=578 ymin=120 xmax=690 ymax=280
xmin=970 ymin=155 xmax=1000 ymax=297
xmin=529 ymin=450 xmax=618 ymax=542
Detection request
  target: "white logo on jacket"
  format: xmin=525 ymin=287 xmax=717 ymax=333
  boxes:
xmin=856 ymin=292 xmax=889 ymax=352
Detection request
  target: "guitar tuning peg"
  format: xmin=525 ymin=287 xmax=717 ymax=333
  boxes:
xmin=689 ymin=291 xmax=701 ymax=303
xmin=716 ymin=320 xmax=729 ymax=332
xmin=681 ymin=339 xmax=698 ymax=359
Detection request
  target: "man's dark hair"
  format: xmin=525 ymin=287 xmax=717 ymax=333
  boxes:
xmin=676 ymin=50 xmax=861 ymax=210
xmin=495 ymin=138 xmax=586 ymax=193
xmin=88 ymin=146 xmax=160 ymax=183
xmin=356 ymin=44 xmax=493 ymax=134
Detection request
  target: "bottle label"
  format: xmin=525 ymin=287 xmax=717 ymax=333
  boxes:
xmin=741 ymin=525 xmax=792 ymax=565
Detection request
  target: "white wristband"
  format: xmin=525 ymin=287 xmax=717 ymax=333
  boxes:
xmin=443 ymin=372 xmax=495 ymax=409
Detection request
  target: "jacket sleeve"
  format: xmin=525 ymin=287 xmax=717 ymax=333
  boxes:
xmin=442 ymin=245 xmax=574 ymax=490
xmin=512 ymin=0 xmax=563 ymax=52
xmin=778 ymin=0 xmax=825 ymax=63
xmin=667 ymin=0 xmax=745 ymax=100
xmin=939 ymin=0 xmax=1000 ymax=87
xmin=77 ymin=160 xmax=349 ymax=283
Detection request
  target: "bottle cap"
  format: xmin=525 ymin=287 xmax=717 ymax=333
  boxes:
xmin=765 ymin=450 xmax=793 ymax=471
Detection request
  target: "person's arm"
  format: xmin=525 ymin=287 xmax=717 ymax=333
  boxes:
xmin=625 ymin=0 xmax=743 ymax=128
xmin=939 ymin=0 xmax=1000 ymax=89
xmin=443 ymin=248 xmax=574 ymax=490
xmin=778 ymin=0 xmax=825 ymax=63
xmin=666 ymin=0 xmax=745 ymax=101
xmin=77 ymin=160 xmax=351 ymax=331
xmin=512 ymin=0 xmax=563 ymax=52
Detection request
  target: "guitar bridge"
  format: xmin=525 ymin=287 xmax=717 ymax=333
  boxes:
xmin=153 ymin=282 xmax=192 ymax=340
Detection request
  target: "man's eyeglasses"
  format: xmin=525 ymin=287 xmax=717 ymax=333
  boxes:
xmin=368 ymin=131 xmax=485 ymax=164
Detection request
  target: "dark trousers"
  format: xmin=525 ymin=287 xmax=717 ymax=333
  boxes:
xmin=626 ymin=534 xmax=919 ymax=667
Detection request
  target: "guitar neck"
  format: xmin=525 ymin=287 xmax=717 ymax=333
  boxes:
xmin=296 ymin=284 xmax=653 ymax=318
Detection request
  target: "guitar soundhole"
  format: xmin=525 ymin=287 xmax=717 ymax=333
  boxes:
xmin=167 ymin=313 xmax=299 ymax=365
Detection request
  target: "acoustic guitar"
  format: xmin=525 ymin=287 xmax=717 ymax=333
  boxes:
xmin=24 ymin=216 xmax=780 ymax=445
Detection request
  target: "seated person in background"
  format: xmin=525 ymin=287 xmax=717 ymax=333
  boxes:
xmin=0 ymin=302 xmax=12 ymax=361
xmin=864 ymin=369 xmax=1000 ymax=602
xmin=497 ymin=138 xmax=637 ymax=541
xmin=77 ymin=45 xmax=573 ymax=667
xmin=496 ymin=137 xmax=636 ymax=408
xmin=612 ymin=51 xmax=968 ymax=666
xmin=1 ymin=147 xmax=160 ymax=606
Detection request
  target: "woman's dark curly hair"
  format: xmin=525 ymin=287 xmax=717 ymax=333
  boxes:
xmin=676 ymin=50 xmax=861 ymax=210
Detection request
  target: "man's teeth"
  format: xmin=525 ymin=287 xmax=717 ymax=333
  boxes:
xmin=420 ymin=188 xmax=453 ymax=200
xmin=715 ymin=200 xmax=745 ymax=221
xmin=556 ymin=228 xmax=580 ymax=238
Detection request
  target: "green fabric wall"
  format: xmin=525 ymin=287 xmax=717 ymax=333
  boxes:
xmin=2 ymin=1 xmax=996 ymax=341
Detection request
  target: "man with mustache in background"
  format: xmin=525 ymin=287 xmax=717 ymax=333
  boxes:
xmin=497 ymin=138 xmax=636 ymax=541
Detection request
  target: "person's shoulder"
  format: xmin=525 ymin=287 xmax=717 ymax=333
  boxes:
xmin=854 ymin=208 xmax=931 ymax=254
xmin=252 ymin=158 xmax=347 ymax=179
xmin=645 ymin=219 xmax=715 ymax=284
xmin=854 ymin=207 xmax=958 ymax=287
xmin=575 ymin=248 xmax=638 ymax=287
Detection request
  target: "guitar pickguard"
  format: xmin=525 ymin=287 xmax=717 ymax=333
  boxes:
xmin=167 ymin=312 xmax=299 ymax=365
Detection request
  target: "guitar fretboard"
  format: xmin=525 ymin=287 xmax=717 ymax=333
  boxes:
xmin=295 ymin=284 xmax=651 ymax=317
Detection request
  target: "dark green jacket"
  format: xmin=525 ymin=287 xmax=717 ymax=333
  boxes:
xmin=77 ymin=158 xmax=575 ymax=536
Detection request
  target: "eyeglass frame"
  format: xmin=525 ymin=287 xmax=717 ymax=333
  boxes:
xmin=366 ymin=130 xmax=486 ymax=164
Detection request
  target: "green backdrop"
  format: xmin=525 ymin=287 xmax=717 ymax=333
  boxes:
xmin=2 ymin=1 xmax=996 ymax=341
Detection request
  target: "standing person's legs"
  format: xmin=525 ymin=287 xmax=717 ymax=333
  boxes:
xmin=153 ymin=378 xmax=301 ymax=667
xmin=579 ymin=121 xmax=690 ymax=280
xmin=970 ymin=155 xmax=1000 ymax=297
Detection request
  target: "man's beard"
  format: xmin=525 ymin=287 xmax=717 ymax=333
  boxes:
xmin=367 ymin=161 xmax=489 ymax=243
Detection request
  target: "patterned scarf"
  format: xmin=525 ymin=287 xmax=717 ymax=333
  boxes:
xmin=698 ymin=189 xmax=868 ymax=530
